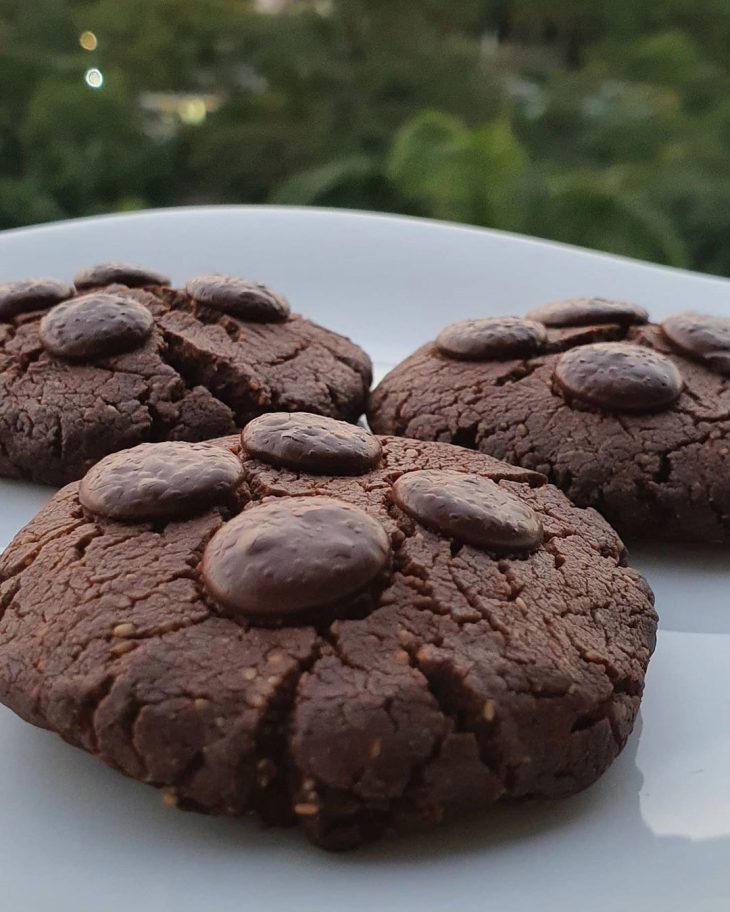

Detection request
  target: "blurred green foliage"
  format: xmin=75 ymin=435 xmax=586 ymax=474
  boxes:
xmin=2 ymin=0 xmax=730 ymax=274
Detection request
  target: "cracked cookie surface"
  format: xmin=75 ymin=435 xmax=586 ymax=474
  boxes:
xmin=368 ymin=304 xmax=730 ymax=542
xmin=0 ymin=414 xmax=656 ymax=850
xmin=0 ymin=265 xmax=371 ymax=485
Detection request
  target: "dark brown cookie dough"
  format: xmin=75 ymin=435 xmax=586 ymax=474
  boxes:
xmin=0 ymin=420 xmax=656 ymax=850
xmin=369 ymin=302 xmax=730 ymax=542
xmin=0 ymin=267 xmax=371 ymax=485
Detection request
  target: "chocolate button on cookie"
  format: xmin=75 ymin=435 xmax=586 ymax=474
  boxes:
xmin=79 ymin=441 xmax=243 ymax=520
xmin=392 ymin=470 xmax=543 ymax=554
xmin=436 ymin=317 xmax=547 ymax=361
xmin=74 ymin=262 xmax=171 ymax=290
xmin=202 ymin=496 xmax=390 ymax=621
xmin=527 ymin=297 xmax=648 ymax=327
xmin=0 ymin=277 xmax=73 ymax=320
xmin=242 ymin=412 xmax=382 ymax=475
xmin=554 ymin=342 xmax=683 ymax=413
xmin=661 ymin=312 xmax=730 ymax=376
xmin=39 ymin=293 xmax=154 ymax=360
xmin=186 ymin=274 xmax=290 ymax=322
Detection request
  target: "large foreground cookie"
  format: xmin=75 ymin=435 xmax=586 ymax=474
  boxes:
xmin=0 ymin=413 xmax=656 ymax=850
xmin=369 ymin=301 xmax=730 ymax=541
xmin=0 ymin=264 xmax=371 ymax=485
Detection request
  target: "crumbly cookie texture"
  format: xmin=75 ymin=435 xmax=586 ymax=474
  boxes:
xmin=0 ymin=265 xmax=371 ymax=485
xmin=0 ymin=414 xmax=656 ymax=850
xmin=369 ymin=302 xmax=730 ymax=542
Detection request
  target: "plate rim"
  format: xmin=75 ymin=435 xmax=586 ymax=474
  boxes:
xmin=3 ymin=204 xmax=730 ymax=291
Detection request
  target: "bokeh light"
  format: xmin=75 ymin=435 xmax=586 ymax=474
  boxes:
xmin=79 ymin=31 xmax=98 ymax=51
xmin=84 ymin=68 xmax=104 ymax=89
xmin=179 ymin=97 xmax=207 ymax=125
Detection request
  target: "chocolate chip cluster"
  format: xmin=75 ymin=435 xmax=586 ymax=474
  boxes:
xmin=80 ymin=412 xmax=545 ymax=625
xmin=0 ymin=261 xmax=292 ymax=362
xmin=435 ymin=298 xmax=730 ymax=414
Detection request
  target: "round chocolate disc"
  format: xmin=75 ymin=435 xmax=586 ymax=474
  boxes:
xmin=74 ymin=262 xmax=171 ymax=290
xmin=39 ymin=293 xmax=154 ymax=360
xmin=436 ymin=317 xmax=547 ymax=361
xmin=202 ymin=497 xmax=390 ymax=620
xmin=391 ymin=470 xmax=543 ymax=554
xmin=79 ymin=442 xmax=244 ymax=521
xmin=660 ymin=312 xmax=730 ymax=376
xmin=185 ymin=274 xmax=290 ymax=322
xmin=242 ymin=412 xmax=382 ymax=475
xmin=554 ymin=342 xmax=683 ymax=413
xmin=526 ymin=298 xmax=648 ymax=327
xmin=0 ymin=278 xmax=73 ymax=320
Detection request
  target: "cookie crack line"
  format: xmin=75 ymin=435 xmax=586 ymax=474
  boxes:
xmin=372 ymin=502 xmax=508 ymax=787
xmin=400 ymin=637 xmax=506 ymax=793
xmin=381 ymin=551 xmax=513 ymax=802
xmin=404 ymin=644 xmax=510 ymax=793
xmin=0 ymin=514 xmax=96 ymax=619
xmin=322 ymin=609 xmax=502 ymax=830
xmin=188 ymin=305 xmax=315 ymax=372
xmin=165 ymin=635 xmax=325 ymax=819
xmin=541 ymin=538 xmax=653 ymax=706
xmin=159 ymin=326 xmax=272 ymax=427
xmin=157 ymin=328 xmax=238 ymax=419
xmin=118 ymin=358 xmax=233 ymax=445
xmin=251 ymin=636 xmax=324 ymax=820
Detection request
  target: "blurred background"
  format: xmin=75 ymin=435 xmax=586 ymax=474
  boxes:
xmin=2 ymin=1 xmax=730 ymax=275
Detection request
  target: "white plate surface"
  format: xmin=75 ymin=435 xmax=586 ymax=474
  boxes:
xmin=0 ymin=207 xmax=728 ymax=912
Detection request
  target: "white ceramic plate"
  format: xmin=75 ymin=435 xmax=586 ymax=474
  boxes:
xmin=1 ymin=207 xmax=728 ymax=912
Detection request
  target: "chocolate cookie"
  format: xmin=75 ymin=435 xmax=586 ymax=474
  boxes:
xmin=0 ymin=413 xmax=656 ymax=850
xmin=369 ymin=302 xmax=730 ymax=542
xmin=0 ymin=265 xmax=371 ymax=485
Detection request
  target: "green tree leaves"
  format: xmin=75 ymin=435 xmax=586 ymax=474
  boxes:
xmin=532 ymin=176 xmax=689 ymax=266
xmin=270 ymin=154 xmax=374 ymax=205
xmin=387 ymin=112 xmax=528 ymax=229
xmin=384 ymin=110 xmax=687 ymax=265
xmin=21 ymin=78 xmax=154 ymax=216
xmin=1 ymin=0 xmax=730 ymax=275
